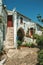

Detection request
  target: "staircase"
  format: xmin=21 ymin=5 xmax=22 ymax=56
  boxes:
xmin=4 ymin=27 xmax=14 ymax=50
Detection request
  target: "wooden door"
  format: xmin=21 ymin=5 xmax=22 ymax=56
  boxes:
xmin=7 ymin=15 xmax=13 ymax=27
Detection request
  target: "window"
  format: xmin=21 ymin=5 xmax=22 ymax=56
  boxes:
xmin=20 ymin=17 xmax=23 ymax=24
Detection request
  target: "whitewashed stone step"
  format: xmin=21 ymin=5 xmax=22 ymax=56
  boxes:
xmin=6 ymin=34 xmax=14 ymax=36
xmin=6 ymin=37 xmax=14 ymax=40
xmin=5 ymin=42 xmax=14 ymax=45
xmin=7 ymin=35 xmax=14 ymax=37
xmin=7 ymin=32 xmax=14 ymax=35
xmin=4 ymin=27 xmax=14 ymax=50
xmin=6 ymin=37 xmax=13 ymax=39
xmin=7 ymin=32 xmax=13 ymax=34
xmin=5 ymin=43 xmax=14 ymax=46
xmin=5 ymin=45 xmax=14 ymax=49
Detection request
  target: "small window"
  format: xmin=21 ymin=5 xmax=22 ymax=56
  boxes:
xmin=20 ymin=17 xmax=23 ymax=24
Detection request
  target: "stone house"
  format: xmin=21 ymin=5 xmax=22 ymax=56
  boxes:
xmin=0 ymin=0 xmax=43 ymax=50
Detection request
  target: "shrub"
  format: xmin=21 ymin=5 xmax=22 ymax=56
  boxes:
xmin=37 ymin=35 xmax=43 ymax=65
xmin=17 ymin=40 xmax=22 ymax=48
xmin=36 ymin=35 xmax=43 ymax=47
xmin=33 ymin=34 xmax=39 ymax=39
xmin=24 ymin=42 xmax=33 ymax=47
xmin=38 ymin=50 xmax=43 ymax=65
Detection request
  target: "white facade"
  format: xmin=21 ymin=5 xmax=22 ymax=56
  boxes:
xmin=12 ymin=10 xmax=42 ymax=48
xmin=35 ymin=24 xmax=42 ymax=35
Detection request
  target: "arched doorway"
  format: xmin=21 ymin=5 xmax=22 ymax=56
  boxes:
xmin=29 ymin=27 xmax=35 ymax=37
xmin=17 ymin=28 xmax=25 ymax=41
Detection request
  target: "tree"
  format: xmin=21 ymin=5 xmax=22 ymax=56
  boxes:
xmin=37 ymin=14 xmax=43 ymax=22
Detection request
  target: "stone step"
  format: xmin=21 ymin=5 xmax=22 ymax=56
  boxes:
xmin=5 ymin=41 xmax=14 ymax=44
xmin=7 ymin=28 xmax=14 ymax=29
xmin=4 ymin=27 xmax=14 ymax=50
xmin=6 ymin=35 xmax=14 ymax=38
xmin=6 ymin=37 xmax=14 ymax=40
xmin=6 ymin=43 xmax=14 ymax=46
xmin=7 ymin=33 xmax=14 ymax=36
xmin=7 ymin=27 xmax=14 ymax=29
xmin=6 ymin=38 xmax=14 ymax=41
xmin=7 ymin=31 xmax=14 ymax=33
xmin=4 ymin=41 xmax=14 ymax=45
xmin=5 ymin=38 xmax=14 ymax=41
xmin=5 ymin=42 xmax=14 ymax=44
xmin=7 ymin=32 xmax=14 ymax=34
xmin=7 ymin=31 xmax=13 ymax=33
xmin=7 ymin=27 xmax=14 ymax=30
xmin=7 ymin=29 xmax=14 ymax=31
xmin=4 ymin=45 xmax=14 ymax=49
xmin=6 ymin=35 xmax=14 ymax=37
xmin=6 ymin=40 xmax=14 ymax=42
xmin=6 ymin=33 xmax=14 ymax=35
xmin=5 ymin=43 xmax=14 ymax=46
xmin=5 ymin=41 xmax=14 ymax=43
xmin=6 ymin=38 xmax=14 ymax=40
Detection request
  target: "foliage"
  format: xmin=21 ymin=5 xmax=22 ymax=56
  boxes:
xmin=37 ymin=35 xmax=43 ymax=65
xmin=37 ymin=14 xmax=41 ymax=22
xmin=33 ymin=34 xmax=40 ymax=39
xmin=24 ymin=42 xmax=33 ymax=47
xmin=37 ymin=14 xmax=43 ymax=22
xmin=34 ymin=34 xmax=43 ymax=65
xmin=17 ymin=40 xmax=22 ymax=48
xmin=36 ymin=35 xmax=43 ymax=47
xmin=38 ymin=50 xmax=43 ymax=65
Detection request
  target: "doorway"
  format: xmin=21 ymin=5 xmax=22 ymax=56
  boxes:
xmin=7 ymin=15 xmax=13 ymax=27
xmin=17 ymin=28 xmax=25 ymax=41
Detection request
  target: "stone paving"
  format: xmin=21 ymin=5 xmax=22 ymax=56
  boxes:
xmin=3 ymin=47 xmax=39 ymax=65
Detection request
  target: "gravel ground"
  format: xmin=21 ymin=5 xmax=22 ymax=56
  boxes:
xmin=3 ymin=47 xmax=39 ymax=65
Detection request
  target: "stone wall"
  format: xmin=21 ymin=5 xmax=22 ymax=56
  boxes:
xmin=0 ymin=23 xmax=3 ymax=52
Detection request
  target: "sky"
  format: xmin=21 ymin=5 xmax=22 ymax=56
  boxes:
xmin=3 ymin=0 xmax=43 ymax=26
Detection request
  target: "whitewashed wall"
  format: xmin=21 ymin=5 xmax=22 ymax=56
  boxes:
xmin=17 ymin=14 xmax=36 ymax=34
xmin=17 ymin=15 xmax=28 ymax=33
xmin=13 ymin=11 xmax=42 ymax=48
xmin=35 ymin=25 xmax=42 ymax=35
